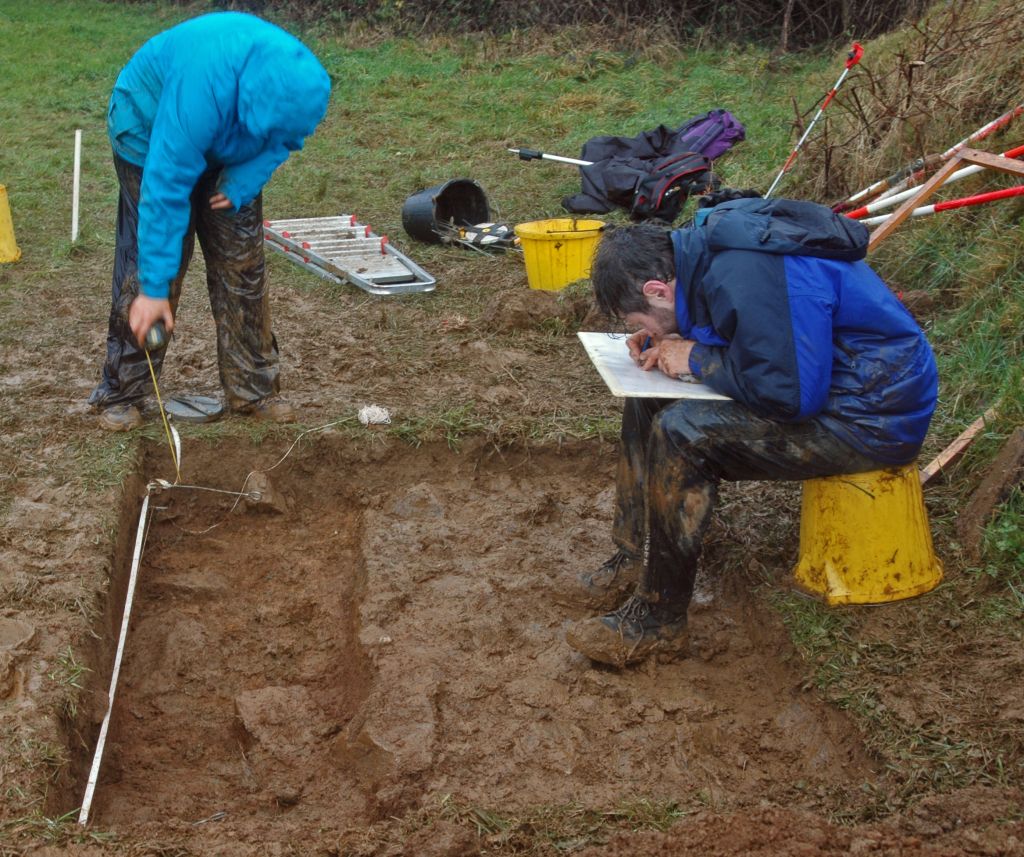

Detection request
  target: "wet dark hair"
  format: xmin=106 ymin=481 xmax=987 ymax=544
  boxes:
xmin=590 ymin=223 xmax=675 ymax=319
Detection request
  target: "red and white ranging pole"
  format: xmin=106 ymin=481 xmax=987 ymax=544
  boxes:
xmin=859 ymin=184 xmax=1024 ymax=226
xmin=845 ymin=142 xmax=1024 ymax=220
xmin=765 ymin=43 xmax=864 ymax=199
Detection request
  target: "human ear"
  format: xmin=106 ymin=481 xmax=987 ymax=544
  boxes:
xmin=641 ymin=279 xmax=670 ymax=300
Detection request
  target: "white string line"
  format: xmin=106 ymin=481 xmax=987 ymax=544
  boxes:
xmin=149 ymin=480 xmax=258 ymax=499
xmin=160 ymin=416 xmax=357 ymax=536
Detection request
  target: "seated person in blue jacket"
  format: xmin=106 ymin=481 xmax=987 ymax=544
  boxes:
xmin=89 ymin=12 xmax=331 ymax=430
xmin=567 ymin=194 xmax=939 ymax=668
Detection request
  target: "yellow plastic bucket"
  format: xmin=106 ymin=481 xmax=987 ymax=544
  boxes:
xmin=514 ymin=218 xmax=605 ymax=291
xmin=0 ymin=185 xmax=21 ymax=264
xmin=792 ymin=464 xmax=943 ymax=605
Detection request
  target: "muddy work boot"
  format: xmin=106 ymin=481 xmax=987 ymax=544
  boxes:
xmin=97 ymin=402 xmax=144 ymax=432
xmin=571 ymin=549 xmax=640 ymax=611
xmin=566 ymin=593 xmax=688 ymax=668
xmin=234 ymin=395 xmax=296 ymax=424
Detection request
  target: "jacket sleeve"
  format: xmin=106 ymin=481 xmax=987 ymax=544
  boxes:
xmin=217 ymin=141 xmax=294 ymax=210
xmin=687 ymin=251 xmax=835 ymax=421
xmin=136 ymin=70 xmax=220 ymax=299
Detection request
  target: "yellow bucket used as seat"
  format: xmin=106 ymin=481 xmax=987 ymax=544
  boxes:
xmin=792 ymin=464 xmax=943 ymax=605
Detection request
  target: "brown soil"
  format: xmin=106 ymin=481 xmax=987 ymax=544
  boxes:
xmin=2 ymin=246 xmax=1023 ymax=856
xmin=64 ymin=439 xmax=879 ymax=852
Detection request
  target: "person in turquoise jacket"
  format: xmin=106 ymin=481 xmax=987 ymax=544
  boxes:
xmin=89 ymin=12 xmax=331 ymax=430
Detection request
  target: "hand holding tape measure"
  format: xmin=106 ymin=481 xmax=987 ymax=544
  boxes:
xmin=128 ymin=294 xmax=174 ymax=350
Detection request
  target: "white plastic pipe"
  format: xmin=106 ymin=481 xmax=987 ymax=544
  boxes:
xmin=507 ymin=147 xmax=591 ymax=166
xmin=71 ymin=129 xmax=82 ymax=242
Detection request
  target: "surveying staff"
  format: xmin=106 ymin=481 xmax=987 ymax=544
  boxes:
xmin=89 ymin=12 xmax=331 ymax=430
xmin=566 ymin=195 xmax=939 ymax=668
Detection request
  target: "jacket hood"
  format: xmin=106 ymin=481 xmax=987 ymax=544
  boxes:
xmin=237 ymin=42 xmax=331 ymax=145
xmin=703 ymin=197 xmax=868 ymax=261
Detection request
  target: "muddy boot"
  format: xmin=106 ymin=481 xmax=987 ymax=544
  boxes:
xmin=235 ymin=395 xmax=296 ymax=424
xmin=566 ymin=593 xmax=688 ymax=668
xmin=97 ymin=402 xmax=144 ymax=432
xmin=570 ymin=549 xmax=641 ymax=610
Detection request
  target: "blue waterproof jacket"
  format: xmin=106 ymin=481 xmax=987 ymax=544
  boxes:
xmin=107 ymin=12 xmax=331 ymax=299
xmin=676 ymin=198 xmax=938 ymax=464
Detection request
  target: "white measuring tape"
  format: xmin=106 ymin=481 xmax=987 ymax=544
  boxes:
xmin=78 ymin=491 xmax=151 ymax=825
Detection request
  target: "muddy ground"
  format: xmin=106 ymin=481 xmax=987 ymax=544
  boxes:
xmin=2 ymin=235 xmax=1023 ymax=855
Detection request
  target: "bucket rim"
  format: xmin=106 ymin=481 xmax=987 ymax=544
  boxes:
xmin=402 ymin=177 xmax=492 ymax=244
xmin=514 ymin=218 xmax=606 ymax=239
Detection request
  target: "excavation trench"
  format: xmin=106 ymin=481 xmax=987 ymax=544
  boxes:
xmin=67 ymin=435 xmax=880 ymax=846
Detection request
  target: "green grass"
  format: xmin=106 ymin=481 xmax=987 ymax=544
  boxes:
xmin=768 ymin=588 xmax=1022 ymax=802
xmin=982 ymin=489 xmax=1024 ymax=579
xmin=344 ymin=793 xmax=695 ymax=854
xmin=385 ymin=402 xmax=620 ymax=448
xmin=71 ymin=433 xmax=139 ymax=491
xmin=388 ymin=407 xmax=483 ymax=448
xmin=0 ymin=807 xmax=114 ymax=846
xmin=971 ymin=488 xmax=1024 ymax=627
xmin=47 ymin=646 xmax=91 ymax=720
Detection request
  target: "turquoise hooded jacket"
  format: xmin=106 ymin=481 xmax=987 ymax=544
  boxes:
xmin=107 ymin=12 xmax=331 ymax=298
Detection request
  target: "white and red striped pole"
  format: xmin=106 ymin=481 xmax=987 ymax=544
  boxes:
xmin=859 ymin=183 xmax=1024 ymax=226
xmin=845 ymin=142 xmax=1024 ymax=219
xmin=836 ymin=156 xmax=933 ymax=210
xmin=837 ymin=105 xmax=1023 ymax=211
xmin=871 ymin=104 xmax=1024 ymax=202
xmin=939 ymin=104 xmax=1023 ymax=161
xmin=765 ymin=43 xmax=864 ymax=199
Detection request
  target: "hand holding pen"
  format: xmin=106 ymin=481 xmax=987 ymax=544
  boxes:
xmin=626 ymin=330 xmax=658 ymax=370
xmin=627 ymin=331 xmax=697 ymax=378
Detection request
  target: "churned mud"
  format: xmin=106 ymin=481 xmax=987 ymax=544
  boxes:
xmin=5 ymin=222 xmax=1022 ymax=856
xmin=57 ymin=437 xmax=878 ymax=852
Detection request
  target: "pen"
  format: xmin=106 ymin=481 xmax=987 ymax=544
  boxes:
xmin=641 ymin=336 xmax=652 ymax=352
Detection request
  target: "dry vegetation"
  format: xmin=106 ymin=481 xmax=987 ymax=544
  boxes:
xmin=788 ymin=0 xmax=1024 ymax=201
xmin=219 ymin=0 xmax=927 ymax=47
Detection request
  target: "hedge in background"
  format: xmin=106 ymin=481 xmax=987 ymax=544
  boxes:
xmin=179 ymin=0 xmax=929 ymax=47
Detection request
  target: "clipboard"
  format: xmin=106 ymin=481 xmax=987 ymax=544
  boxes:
xmin=578 ymin=332 xmax=730 ymax=400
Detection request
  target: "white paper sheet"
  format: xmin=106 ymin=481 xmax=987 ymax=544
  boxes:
xmin=577 ymin=331 xmax=730 ymax=400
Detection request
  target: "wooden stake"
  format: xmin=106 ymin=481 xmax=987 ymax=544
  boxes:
xmin=956 ymin=427 xmax=1024 ymax=561
xmin=920 ymin=407 xmax=998 ymax=485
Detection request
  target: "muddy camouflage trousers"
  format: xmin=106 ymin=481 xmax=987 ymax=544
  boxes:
xmin=89 ymin=155 xmax=280 ymax=410
xmin=612 ymin=397 xmax=882 ymax=614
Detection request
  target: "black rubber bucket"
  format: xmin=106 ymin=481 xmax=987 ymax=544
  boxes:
xmin=402 ymin=178 xmax=491 ymax=244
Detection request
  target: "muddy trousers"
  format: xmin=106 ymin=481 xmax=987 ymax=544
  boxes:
xmin=611 ymin=398 xmax=882 ymax=615
xmin=89 ymin=155 xmax=280 ymax=410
